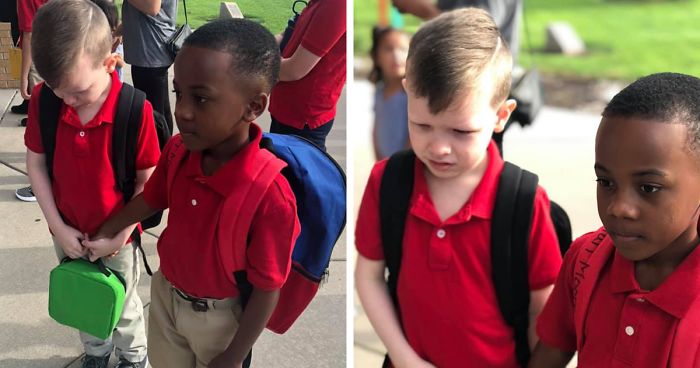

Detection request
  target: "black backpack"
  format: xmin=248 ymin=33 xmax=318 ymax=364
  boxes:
xmin=39 ymin=83 xmax=172 ymax=275
xmin=378 ymin=150 xmax=572 ymax=368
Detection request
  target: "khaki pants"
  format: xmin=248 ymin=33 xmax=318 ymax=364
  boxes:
xmin=52 ymin=238 xmax=147 ymax=361
xmin=28 ymin=62 xmax=41 ymax=92
xmin=148 ymin=271 xmax=243 ymax=368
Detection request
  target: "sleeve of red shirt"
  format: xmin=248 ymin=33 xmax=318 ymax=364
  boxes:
xmin=245 ymin=174 xmax=300 ymax=290
xmin=135 ymin=101 xmax=160 ymax=170
xmin=17 ymin=0 xmax=38 ymax=32
xmin=527 ymin=186 xmax=564 ymax=290
xmin=300 ymin=0 xmax=346 ymax=57
xmin=355 ymin=160 xmax=388 ymax=260
xmin=536 ymin=236 xmax=589 ymax=353
xmin=142 ymin=136 xmax=178 ymax=210
xmin=24 ymin=83 xmax=45 ymax=153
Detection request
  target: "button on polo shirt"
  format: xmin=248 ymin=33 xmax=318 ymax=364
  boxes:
xmin=24 ymin=73 xmax=161 ymax=236
xmin=537 ymin=232 xmax=700 ymax=367
xmin=356 ymin=141 xmax=562 ymax=368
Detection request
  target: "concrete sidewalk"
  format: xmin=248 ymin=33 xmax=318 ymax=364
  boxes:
xmin=0 ymin=66 xmax=346 ymax=367
xmin=351 ymin=79 xmax=606 ymax=367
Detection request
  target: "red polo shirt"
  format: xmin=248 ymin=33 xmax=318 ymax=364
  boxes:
xmin=356 ymin=141 xmax=562 ymax=367
xmin=268 ymin=0 xmax=346 ymax=130
xmin=142 ymin=124 xmax=300 ymax=299
xmin=17 ymin=0 xmax=48 ymax=33
xmin=24 ymin=72 xmax=160 ymax=237
xmin=537 ymin=230 xmax=700 ymax=367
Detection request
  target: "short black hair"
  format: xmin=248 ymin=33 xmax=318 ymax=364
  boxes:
xmin=90 ymin=0 xmax=119 ymax=31
xmin=603 ymin=72 xmax=700 ymax=152
xmin=183 ymin=18 xmax=280 ymax=93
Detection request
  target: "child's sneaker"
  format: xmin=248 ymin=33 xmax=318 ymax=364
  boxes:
xmin=81 ymin=354 xmax=110 ymax=368
xmin=15 ymin=186 xmax=36 ymax=202
xmin=116 ymin=356 xmax=148 ymax=368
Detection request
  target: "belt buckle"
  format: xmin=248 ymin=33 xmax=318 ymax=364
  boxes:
xmin=191 ymin=299 xmax=209 ymax=312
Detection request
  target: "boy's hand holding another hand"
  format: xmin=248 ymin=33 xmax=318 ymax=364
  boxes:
xmin=82 ymin=222 xmax=127 ymax=262
xmin=54 ymin=223 xmax=87 ymax=259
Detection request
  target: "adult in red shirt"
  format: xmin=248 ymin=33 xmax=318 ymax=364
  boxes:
xmin=268 ymin=0 xmax=346 ymax=151
xmin=16 ymin=0 xmax=49 ymax=103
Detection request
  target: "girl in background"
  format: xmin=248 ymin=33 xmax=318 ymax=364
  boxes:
xmin=370 ymin=26 xmax=410 ymax=161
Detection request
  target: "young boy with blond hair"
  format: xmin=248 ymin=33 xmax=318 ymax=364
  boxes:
xmin=25 ymin=0 xmax=159 ymax=366
xmin=355 ymin=8 xmax=562 ymax=368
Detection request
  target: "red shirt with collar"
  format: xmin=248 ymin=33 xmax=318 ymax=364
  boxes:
xmin=142 ymin=124 xmax=300 ymax=299
xmin=537 ymin=230 xmax=700 ymax=367
xmin=268 ymin=0 xmax=346 ymax=130
xmin=355 ymin=141 xmax=563 ymax=368
xmin=17 ymin=0 xmax=48 ymax=33
xmin=24 ymin=72 xmax=160 ymax=237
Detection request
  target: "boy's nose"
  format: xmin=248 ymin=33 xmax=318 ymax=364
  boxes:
xmin=174 ymin=102 xmax=194 ymax=122
xmin=428 ymin=140 xmax=451 ymax=157
xmin=606 ymin=194 xmax=639 ymax=220
xmin=63 ymin=95 xmax=78 ymax=107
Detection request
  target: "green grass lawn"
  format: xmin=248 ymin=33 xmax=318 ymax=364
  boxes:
xmin=116 ymin=0 xmax=296 ymax=34
xmin=355 ymin=0 xmax=700 ymax=81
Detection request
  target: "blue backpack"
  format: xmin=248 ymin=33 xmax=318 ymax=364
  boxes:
xmin=262 ymin=133 xmax=345 ymax=332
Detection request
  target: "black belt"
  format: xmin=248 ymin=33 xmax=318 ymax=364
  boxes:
xmin=173 ymin=287 xmax=210 ymax=312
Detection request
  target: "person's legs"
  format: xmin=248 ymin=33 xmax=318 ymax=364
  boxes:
xmin=148 ymin=271 xmax=197 ymax=368
xmin=269 ymin=117 xmax=334 ymax=151
xmin=15 ymin=63 xmax=44 ymax=125
xmin=131 ymin=65 xmax=174 ymax=133
xmin=52 ymin=239 xmax=113 ymax=367
xmin=104 ymin=243 xmax=147 ymax=366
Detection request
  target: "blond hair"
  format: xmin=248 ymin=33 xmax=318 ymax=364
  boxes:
xmin=406 ymin=7 xmax=513 ymax=113
xmin=32 ymin=0 xmax=112 ymax=88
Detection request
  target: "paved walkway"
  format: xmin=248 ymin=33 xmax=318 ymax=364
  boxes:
xmin=0 ymin=66 xmax=346 ymax=367
xmin=351 ymin=79 xmax=607 ymax=367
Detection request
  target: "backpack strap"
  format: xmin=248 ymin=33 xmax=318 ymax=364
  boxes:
xmin=112 ymin=83 xmax=145 ymax=203
xmin=572 ymin=229 xmax=614 ymax=351
xmin=379 ymin=150 xmax=416 ymax=308
xmin=377 ymin=150 xmax=415 ymax=368
xmin=164 ymin=136 xmax=189 ymax=197
xmin=670 ymin=284 xmax=700 ymax=366
xmin=38 ymin=86 xmax=64 ymax=181
xmin=112 ymin=83 xmax=151 ymax=275
xmin=491 ymin=161 xmax=538 ymax=367
xmin=217 ymin=149 xmax=286 ymax=308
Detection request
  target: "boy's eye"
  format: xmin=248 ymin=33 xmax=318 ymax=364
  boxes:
xmin=195 ymin=95 xmax=208 ymax=104
xmin=453 ymin=129 xmax=474 ymax=135
xmin=596 ymin=178 xmax=613 ymax=188
xmin=172 ymin=90 xmax=181 ymax=99
xmin=640 ymin=184 xmax=661 ymax=194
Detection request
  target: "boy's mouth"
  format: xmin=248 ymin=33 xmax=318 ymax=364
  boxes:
xmin=608 ymin=229 xmax=643 ymax=243
xmin=428 ymin=160 xmax=454 ymax=171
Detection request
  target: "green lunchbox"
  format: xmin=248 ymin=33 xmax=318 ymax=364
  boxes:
xmin=48 ymin=258 xmax=126 ymax=339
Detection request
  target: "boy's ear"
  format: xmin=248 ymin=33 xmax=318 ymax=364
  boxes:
xmin=493 ymin=98 xmax=517 ymax=133
xmin=243 ymin=93 xmax=269 ymax=122
xmin=103 ymin=54 xmax=118 ymax=74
